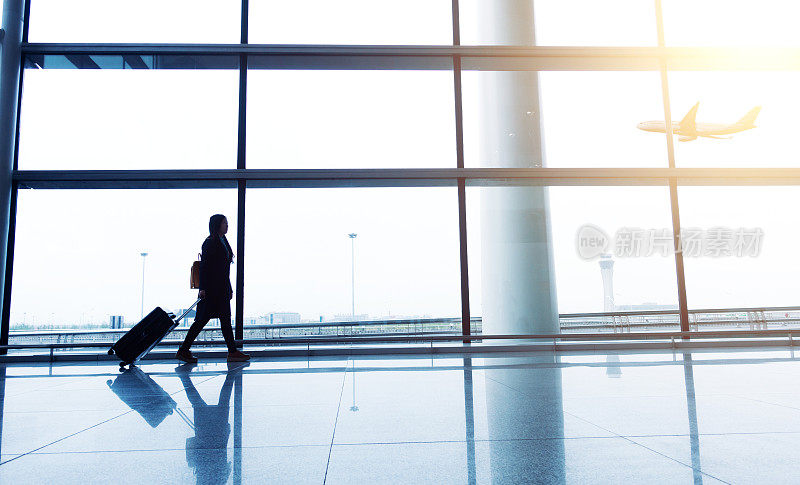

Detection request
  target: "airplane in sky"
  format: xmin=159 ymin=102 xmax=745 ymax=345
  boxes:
xmin=637 ymin=102 xmax=761 ymax=142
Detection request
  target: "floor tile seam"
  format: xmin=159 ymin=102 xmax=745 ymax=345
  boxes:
xmin=0 ymin=387 xmax=216 ymax=404
xmin=621 ymin=431 xmax=800 ymax=438
xmin=331 ymin=436 xmax=624 ymax=447
xmin=0 ymin=408 xmax=137 ymax=466
xmin=322 ymin=361 xmax=349 ymax=485
xmin=22 ymin=444 xmax=334 ymax=455
xmin=561 ymin=409 xmax=732 ymax=484
xmin=170 ymin=373 xmax=226 ymax=399
xmin=1 ymin=407 xmax=158 ymax=414
xmin=0 ymin=381 xmax=89 ymax=399
xmin=561 ymin=394 xmax=726 ymax=400
xmin=1 ymin=368 xmax=351 ymax=379
xmin=171 ymin=402 xmax=338 ymax=410
xmin=621 ymin=435 xmax=732 ymax=485
xmin=17 ymin=437 xmax=638 ymax=457
xmin=3 ymin=395 xmax=338 ymax=415
xmin=731 ymin=395 xmax=800 ymax=413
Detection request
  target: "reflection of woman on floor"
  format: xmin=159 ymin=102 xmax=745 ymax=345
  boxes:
xmin=179 ymin=365 xmax=243 ymax=485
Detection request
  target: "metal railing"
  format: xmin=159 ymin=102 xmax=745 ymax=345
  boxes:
xmin=3 ymin=329 xmax=800 ymax=364
xmin=10 ymin=317 xmax=478 ymax=344
xmin=8 ymin=305 xmax=800 ymax=350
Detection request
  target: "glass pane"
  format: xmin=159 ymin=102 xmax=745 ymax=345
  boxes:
xmin=19 ymin=69 xmax=239 ymax=170
xmin=245 ymin=188 xmax=461 ymax=327
xmin=246 ymin=70 xmax=456 ymax=169
xmin=668 ymin=71 xmax=799 ymax=167
xmin=462 ymin=71 xmax=667 ymax=168
xmin=249 ymin=0 xmax=452 ymax=45
xmin=11 ymin=190 xmax=238 ymax=332
xmin=25 ymin=54 xmax=240 ymax=71
xmin=679 ymin=187 xmax=796 ymax=312
xmin=28 ymin=0 xmax=241 ymax=43
xmin=664 ymin=0 xmax=800 ymax=46
xmin=460 ymin=0 xmax=656 ymax=46
xmin=467 ymin=185 xmax=679 ymax=334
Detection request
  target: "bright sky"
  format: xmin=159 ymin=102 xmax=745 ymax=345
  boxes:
xmin=8 ymin=1 xmax=800 ymax=327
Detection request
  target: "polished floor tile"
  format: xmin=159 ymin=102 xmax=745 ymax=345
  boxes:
xmin=325 ymin=438 xmax=725 ymax=484
xmin=0 ymin=446 xmax=331 ymax=484
xmin=1 ymin=409 xmax=126 ymax=455
xmin=0 ymin=349 xmax=799 ymax=483
xmin=631 ymin=433 xmax=800 ymax=485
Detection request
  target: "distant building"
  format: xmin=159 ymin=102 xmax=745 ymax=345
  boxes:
xmin=268 ymin=312 xmax=301 ymax=324
xmin=615 ymin=303 xmax=678 ymax=312
xmin=331 ymin=313 xmax=370 ymax=322
xmin=175 ymin=308 xmax=197 ymax=327
xmin=109 ymin=315 xmax=124 ymax=329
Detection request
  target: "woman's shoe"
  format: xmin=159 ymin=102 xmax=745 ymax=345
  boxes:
xmin=176 ymin=349 xmax=198 ymax=364
xmin=227 ymin=350 xmax=250 ymax=362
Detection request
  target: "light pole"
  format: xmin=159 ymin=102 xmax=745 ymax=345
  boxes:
xmin=140 ymin=252 xmax=148 ymax=319
xmin=348 ymin=233 xmax=357 ymax=318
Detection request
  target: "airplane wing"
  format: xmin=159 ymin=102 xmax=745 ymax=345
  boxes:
xmin=678 ymin=102 xmax=699 ymax=133
xmin=678 ymin=135 xmax=697 ymax=142
xmin=701 ymin=135 xmax=731 ymax=140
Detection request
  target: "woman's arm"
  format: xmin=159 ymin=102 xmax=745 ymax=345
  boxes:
xmin=198 ymin=238 xmax=214 ymax=295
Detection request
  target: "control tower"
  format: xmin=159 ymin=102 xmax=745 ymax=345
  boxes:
xmin=598 ymin=254 xmax=615 ymax=313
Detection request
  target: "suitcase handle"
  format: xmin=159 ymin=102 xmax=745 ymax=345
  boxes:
xmin=175 ymin=298 xmax=202 ymax=322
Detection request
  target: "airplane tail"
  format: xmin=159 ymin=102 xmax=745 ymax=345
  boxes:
xmin=737 ymin=106 xmax=761 ymax=126
xmin=678 ymin=102 xmax=699 ymax=132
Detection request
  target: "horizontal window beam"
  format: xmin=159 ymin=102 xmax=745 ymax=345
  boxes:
xmin=21 ymin=44 xmax=800 ymax=70
xmin=13 ymin=168 xmax=800 ymax=189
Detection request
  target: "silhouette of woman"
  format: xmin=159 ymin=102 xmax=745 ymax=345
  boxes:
xmin=177 ymin=214 xmax=249 ymax=363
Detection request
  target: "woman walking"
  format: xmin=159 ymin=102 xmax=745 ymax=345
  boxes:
xmin=177 ymin=214 xmax=250 ymax=363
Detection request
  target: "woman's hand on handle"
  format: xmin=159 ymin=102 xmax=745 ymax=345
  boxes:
xmin=198 ymin=290 xmax=206 ymax=299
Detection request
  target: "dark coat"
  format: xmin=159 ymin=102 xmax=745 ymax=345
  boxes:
xmin=197 ymin=235 xmax=233 ymax=319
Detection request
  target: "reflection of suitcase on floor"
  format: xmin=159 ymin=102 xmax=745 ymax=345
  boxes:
xmin=108 ymin=299 xmax=200 ymax=368
xmin=106 ymin=367 xmax=177 ymax=427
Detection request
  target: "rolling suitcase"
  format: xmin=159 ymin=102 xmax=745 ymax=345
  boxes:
xmin=109 ymin=299 xmax=201 ymax=368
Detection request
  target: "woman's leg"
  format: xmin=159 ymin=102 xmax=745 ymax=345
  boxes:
xmin=180 ymin=314 xmax=211 ymax=351
xmin=178 ymin=372 xmax=207 ymax=408
xmin=218 ymin=315 xmax=237 ymax=353
xmin=217 ymin=370 xmax=236 ymax=408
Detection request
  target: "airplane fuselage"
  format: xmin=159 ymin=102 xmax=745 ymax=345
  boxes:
xmin=637 ymin=121 xmax=755 ymax=137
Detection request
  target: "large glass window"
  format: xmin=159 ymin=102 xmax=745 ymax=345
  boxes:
xmin=244 ymin=187 xmax=461 ymax=324
xmin=668 ymin=71 xmax=800 ymax=167
xmin=19 ymin=69 xmax=239 ymax=170
xmin=246 ymin=70 xmax=456 ymax=169
xmin=28 ymin=0 xmax=241 ymax=43
xmin=462 ymin=71 xmax=667 ymax=168
xmin=467 ymin=185 xmax=679 ymax=332
xmin=10 ymin=189 xmax=237 ymax=331
xmin=678 ymin=186 xmax=797 ymax=310
xmin=459 ymin=0 xmax=657 ymax=46
xmin=10 ymin=0 xmax=800 ymax=344
xmin=663 ymin=1 xmax=800 ymax=46
xmin=248 ymin=0 xmax=452 ymax=45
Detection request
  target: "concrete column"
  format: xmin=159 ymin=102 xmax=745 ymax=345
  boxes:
xmin=0 ymin=0 xmax=25 ymax=344
xmin=478 ymin=0 xmax=559 ymax=335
